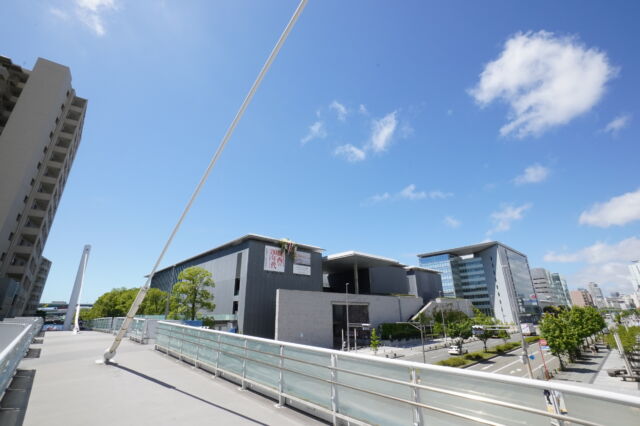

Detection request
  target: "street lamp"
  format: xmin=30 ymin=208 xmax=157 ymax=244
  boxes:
xmin=345 ymin=282 xmax=350 ymax=351
xmin=437 ymin=293 xmax=448 ymax=345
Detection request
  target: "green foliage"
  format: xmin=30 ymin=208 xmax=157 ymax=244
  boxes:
xmin=447 ymin=317 xmax=473 ymax=349
xmin=369 ymin=329 xmax=381 ymax=353
xmin=80 ymin=287 xmax=170 ymax=321
xmin=525 ymin=336 xmax=540 ymax=343
xmin=539 ymin=306 xmax=606 ymax=366
xmin=378 ymin=323 xmax=421 ymax=340
xmin=605 ymin=326 xmax=640 ymax=354
xmin=491 ymin=342 xmax=521 ymax=353
xmin=437 ymin=357 xmax=468 ymax=367
xmin=472 ymin=308 xmax=500 ymax=352
xmin=171 ymin=266 xmax=215 ymax=320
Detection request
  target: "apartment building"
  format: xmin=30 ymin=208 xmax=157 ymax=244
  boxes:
xmin=0 ymin=56 xmax=87 ymax=317
xmin=530 ymin=268 xmax=571 ymax=308
xmin=569 ymin=288 xmax=595 ymax=308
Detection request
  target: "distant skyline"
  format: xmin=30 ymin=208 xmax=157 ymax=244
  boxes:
xmin=2 ymin=0 xmax=638 ymax=302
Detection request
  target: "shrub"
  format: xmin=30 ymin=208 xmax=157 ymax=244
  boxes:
xmin=525 ymin=336 xmax=540 ymax=344
xmin=378 ymin=323 xmax=421 ymax=340
xmin=437 ymin=357 xmax=468 ymax=367
xmin=463 ymin=352 xmax=484 ymax=361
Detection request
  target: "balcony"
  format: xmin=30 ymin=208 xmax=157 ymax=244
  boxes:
xmin=48 ymin=151 xmax=66 ymax=164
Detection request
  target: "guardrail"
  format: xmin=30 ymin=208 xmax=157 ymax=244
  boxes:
xmin=0 ymin=317 xmax=43 ymax=400
xmin=155 ymin=321 xmax=640 ymax=426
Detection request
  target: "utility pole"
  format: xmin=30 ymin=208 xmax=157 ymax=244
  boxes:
xmin=502 ymin=264 xmax=534 ymax=379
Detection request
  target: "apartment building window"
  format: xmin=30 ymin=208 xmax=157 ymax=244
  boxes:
xmin=16 ymin=214 xmax=21 ymax=222
xmin=8 ymin=232 xmax=14 ymax=241
xmin=232 ymin=301 xmax=238 ymax=315
xmin=234 ymin=252 xmax=242 ymax=296
xmin=0 ymin=253 xmax=5 ymax=262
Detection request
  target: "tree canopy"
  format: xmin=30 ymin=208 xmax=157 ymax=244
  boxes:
xmin=80 ymin=287 xmax=169 ymax=321
xmin=170 ymin=266 xmax=215 ymax=320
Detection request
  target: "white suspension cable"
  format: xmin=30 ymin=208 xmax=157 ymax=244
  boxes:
xmin=102 ymin=0 xmax=309 ymax=362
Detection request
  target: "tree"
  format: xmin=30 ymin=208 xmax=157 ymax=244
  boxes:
xmin=472 ymin=309 xmax=498 ymax=352
xmin=80 ymin=287 xmax=169 ymax=321
xmin=447 ymin=318 xmax=473 ymax=350
xmin=370 ymin=328 xmax=381 ymax=354
xmin=171 ymin=266 xmax=215 ymax=320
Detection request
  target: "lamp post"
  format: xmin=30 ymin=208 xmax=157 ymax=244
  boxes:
xmin=345 ymin=282 xmax=350 ymax=351
xmin=437 ymin=293 xmax=448 ymax=345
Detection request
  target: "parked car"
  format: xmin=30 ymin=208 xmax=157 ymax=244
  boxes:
xmin=448 ymin=345 xmax=468 ymax=355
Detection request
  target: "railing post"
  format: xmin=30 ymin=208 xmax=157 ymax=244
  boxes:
xmin=277 ymin=345 xmax=285 ymax=407
xmin=330 ymin=353 xmax=338 ymax=425
xmin=214 ymin=334 xmax=221 ymax=377
xmin=411 ymin=368 xmax=422 ymax=426
xmin=194 ymin=330 xmax=201 ymax=369
xmin=240 ymin=339 xmax=248 ymax=390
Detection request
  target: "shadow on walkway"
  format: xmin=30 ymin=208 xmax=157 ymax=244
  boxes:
xmin=108 ymin=362 xmax=268 ymax=426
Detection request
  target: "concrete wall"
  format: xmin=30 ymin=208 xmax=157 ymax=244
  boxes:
xmin=275 ymin=289 xmax=424 ymax=348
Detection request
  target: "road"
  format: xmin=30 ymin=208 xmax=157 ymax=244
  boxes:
xmin=466 ymin=342 xmax=560 ymax=379
xmin=400 ymin=334 xmax=522 ymax=364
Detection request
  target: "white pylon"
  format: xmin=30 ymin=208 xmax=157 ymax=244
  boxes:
xmin=64 ymin=245 xmax=91 ymax=332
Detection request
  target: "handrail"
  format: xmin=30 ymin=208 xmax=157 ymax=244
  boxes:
xmin=157 ymin=321 xmax=640 ymax=406
xmin=155 ymin=321 xmax=640 ymax=426
xmin=0 ymin=323 xmax=34 ymax=398
xmin=156 ymin=327 xmax=598 ymax=426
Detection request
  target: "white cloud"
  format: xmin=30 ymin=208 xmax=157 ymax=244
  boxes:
xmin=603 ymin=114 xmax=631 ymax=135
xmin=334 ymin=144 xmax=366 ymax=162
xmin=300 ymin=121 xmax=327 ymax=144
xmin=544 ymin=237 xmax=640 ymax=265
xmin=444 ymin=216 xmax=461 ymax=228
xmin=329 ymin=101 xmax=348 ymax=121
xmin=514 ymin=163 xmax=550 ymax=185
xmin=365 ymin=185 xmax=453 ymax=205
xmin=358 ymin=104 xmax=368 ymax=115
xmin=470 ymin=31 xmax=616 ymax=138
xmin=487 ymin=203 xmax=532 ymax=235
xmin=399 ymin=184 xmax=427 ymax=200
xmin=51 ymin=0 xmax=117 ymax=36
xmin=579 ymin=188 xmax=640 ymax=227
xmin=369 ymin=111 xmax=398 ymax=152
xmin=544 ymin=237 xmax=640 ymax=293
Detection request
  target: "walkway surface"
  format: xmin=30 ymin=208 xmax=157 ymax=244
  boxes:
xmin=20 ymin=331 xmax=324 ymax=426
xmin=551 ymin=344 xmax=640 ymax=396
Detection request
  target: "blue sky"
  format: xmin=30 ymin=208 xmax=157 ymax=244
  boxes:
xmin=2 ymin=0 xmax=639 ymax=303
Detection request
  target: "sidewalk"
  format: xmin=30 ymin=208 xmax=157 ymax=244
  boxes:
xmin=551 ymin=344 xmax=609 ymax=384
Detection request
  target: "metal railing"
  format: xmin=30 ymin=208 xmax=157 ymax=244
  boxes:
xmin=154 ymin=321 xmax=640 ymax=426
xmin=0 ymin=317 xmax=42 ymax=399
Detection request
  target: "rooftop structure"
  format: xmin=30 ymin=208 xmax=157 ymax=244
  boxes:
xmin=0 ymin=56 xmax=87 ymax=317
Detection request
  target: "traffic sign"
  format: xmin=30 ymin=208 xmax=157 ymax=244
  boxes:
xmin=539 ymin=339 xmax=547 ymax=346
xmin=529 ymin=355 xmax=535 ymax=360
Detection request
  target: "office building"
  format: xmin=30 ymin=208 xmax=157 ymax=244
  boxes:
xmin=0 ymin=57 xmax=87 ymax=317
xmin=587 ymin=282 xmax=606 ymax=309
xmin=418 ymin=242 xmax=541 ymax=323
xmin=630 ymin=261 xmax=640 ymax=288
xmin=531 ymin=268 xmax=571 ymax=308
xmin=570 ymin=289 xmax=595 ymax=307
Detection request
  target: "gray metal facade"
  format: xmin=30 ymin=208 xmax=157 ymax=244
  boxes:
xmin=150 ymin=236 xmax=323 ymax=339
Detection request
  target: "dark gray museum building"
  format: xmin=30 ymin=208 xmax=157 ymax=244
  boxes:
xmin=150 ymin=234 xmax=443 ymax=341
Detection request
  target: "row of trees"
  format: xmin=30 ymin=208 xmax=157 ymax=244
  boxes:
xmin=417 ymin=308 xmax=509 ymax=351
xmin=81 ymin=267 xmax=216 ymax=321
xmin=539 ymin=306 xmax=606 ymax=368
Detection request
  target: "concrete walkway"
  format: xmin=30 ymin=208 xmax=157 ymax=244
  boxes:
xmin=20 ymin=331 xmax=324 ymax=426
xmin=551 ymin=344 xmax=610 ymax=384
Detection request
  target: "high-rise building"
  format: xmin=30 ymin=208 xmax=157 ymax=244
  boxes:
xmin=0 ymin=57 xmax=87 ymax=317
xmin=530 ymin=268 xmax=571 ymax=308
xmin=417 ymin=242 xmax=541 ymax=323
xmin=630 ymin=261 xmax=640 ymax=288
xmin=570 ymin=288 xmax=595 ymax=307
xmin=587 ymin=282 xmax=606 ymax=309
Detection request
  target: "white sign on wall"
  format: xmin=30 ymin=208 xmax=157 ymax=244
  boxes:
xmin=293 ymin=250 xmax=311 ymax=276
xmin=264 ymin=246 xmax=285 ymax=273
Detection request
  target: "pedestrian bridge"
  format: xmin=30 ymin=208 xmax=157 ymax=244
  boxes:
xmin=14 ymin=322 xmax=640 ymax=425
